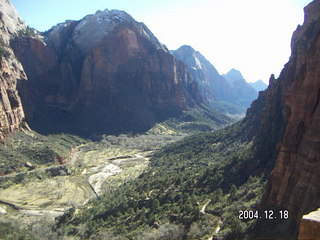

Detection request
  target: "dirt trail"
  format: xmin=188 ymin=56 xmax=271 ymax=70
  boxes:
xmin=207 ymin=219 xmax=223 ymax=240
xmin=215 ymin=221 xmax=222 ymax=233
xmin=200 ymin=199 xmax=211 ymax=213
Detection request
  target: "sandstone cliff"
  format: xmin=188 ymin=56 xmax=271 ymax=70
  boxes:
xmin=12 ymin=10 xmax=203 ymax=135
xmin=0 ymin=0 xmax=26 ymax=139
xmin=262 ymin=0 xmax=320 ymax=221
xmin=244 ymin=0 xmax=320 ymax=230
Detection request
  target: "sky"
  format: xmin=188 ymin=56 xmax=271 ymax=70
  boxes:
xmin=10 ymin=0 xmax=313 ymax=84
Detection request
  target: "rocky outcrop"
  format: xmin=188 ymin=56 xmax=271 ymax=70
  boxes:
xmin=299 ymin=209 xmax=320 ymax=239
xmin=0 ymin=0 xmax=26 ymax=139
xmin=244 ymin=0 xmax=320 ymax=227
xmin=12 ymin=10 xmax=203 ymax=135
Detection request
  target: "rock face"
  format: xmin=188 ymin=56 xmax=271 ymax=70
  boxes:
xmin=249 ymin=80 xmax=268 ymax=92
xmin=298 ymin=209 xmax=320 ymax=239
xmin=12 ymin=10 xmax=203 ymax=135
xmin=172 ymin=46 xmax=257 ymax=113
xmin=245 ymin=0 xmax=320 ymax=227
xmin=262 ymin=0 xmax=320 ymax=221
xmin=0 ymin=0 xmax=26 ymax=139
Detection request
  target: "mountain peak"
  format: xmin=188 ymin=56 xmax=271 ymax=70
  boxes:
xmin=227 ymin=68 xmax=243 ymax=76
xmin=46 ymin=8 xmax=167 ymax=55
xmin=85 ymin=9 xmax=133 ymax=25
xmin=172 ymin=45 xmax=217 ymax=73
xmin=71 ymin=9 xmax=135 ymax=53
xmin=223 ymin=68 xmax=246 ymax=83
xmin=177 ymin=45 xmax=195 ymax=52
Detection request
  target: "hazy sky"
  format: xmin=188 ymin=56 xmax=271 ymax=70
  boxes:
xmin=11 ymin=0 xmax=313 ymax=83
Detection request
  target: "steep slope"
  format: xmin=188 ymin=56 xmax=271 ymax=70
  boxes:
xmin=223 ymin=69 xmax=258 ymax=108
xmin=249 ymin=80 xmax=268 ymax=92
xmin=12 ymin=10 xmax=204 ymax=136
xmin=0 ymin=0 xmax=26 ymax=140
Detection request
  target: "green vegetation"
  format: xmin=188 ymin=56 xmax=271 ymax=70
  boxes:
xmin=29 ymin=103 xmax=233 ymax=138
xmin=0 ymin=128 xmax=86 ymax=175
xmin=211 ymin=100 xmax=246 ymax=116
xmin=0 ymin=222 xmax=34 ymax=240
xmin=162 ymin=104 xmax=233 ymax=134
xmin=17 ymin=26 xmax=40 ymax=38
xmin=57 ymin=122 xmax=267 ymax=239
xmin=0 ymin=109 xmax=276 ymax=239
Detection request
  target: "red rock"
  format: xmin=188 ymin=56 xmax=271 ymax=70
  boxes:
xmin=245 ymin=0 xmax=320 ymax=226
xmin=12 ymin=11 xmax=203 ymax=135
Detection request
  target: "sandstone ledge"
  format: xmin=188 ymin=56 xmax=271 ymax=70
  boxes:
xmin=299 ymin=208 xmax=320 ymax=240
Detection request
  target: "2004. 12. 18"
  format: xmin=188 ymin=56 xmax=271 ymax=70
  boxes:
xmin=238 ymin=210 xmax=289 ymax=220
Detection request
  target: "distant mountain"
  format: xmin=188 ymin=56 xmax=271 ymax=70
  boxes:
xmin=223 ymin=68 xmax=246 ymax=84
xmin=249 ymin=80 xmax=268 ymax=92
xmin=222 ymin=69 xmax=258 ymax=108
xmin=11 ymin=10 xmax=209 ymax=136
xmin=172 ymin=46 xmax=258 ymax=113
xmin=171 ymin=45 xmax=231 ymax=105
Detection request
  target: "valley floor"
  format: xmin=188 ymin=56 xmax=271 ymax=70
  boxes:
xmin=0 ymin=127 xmax=186 ymax=239
xmin=0 ymin=121 xmax=270 ymax=240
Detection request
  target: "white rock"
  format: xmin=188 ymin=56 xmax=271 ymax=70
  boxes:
xmin=0 ymin=0 xmax=25 ymax=44
xmin=88 ymin=164 xmax=122 ymax=195
xmin=72 ymin=9 xmax=132 ymax=54
xmin=0 ymin=206 xmax=7 ymax=214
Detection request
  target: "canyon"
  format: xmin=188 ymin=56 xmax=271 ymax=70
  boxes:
xmin=0 ymin=0 xmax=319 ymax=239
